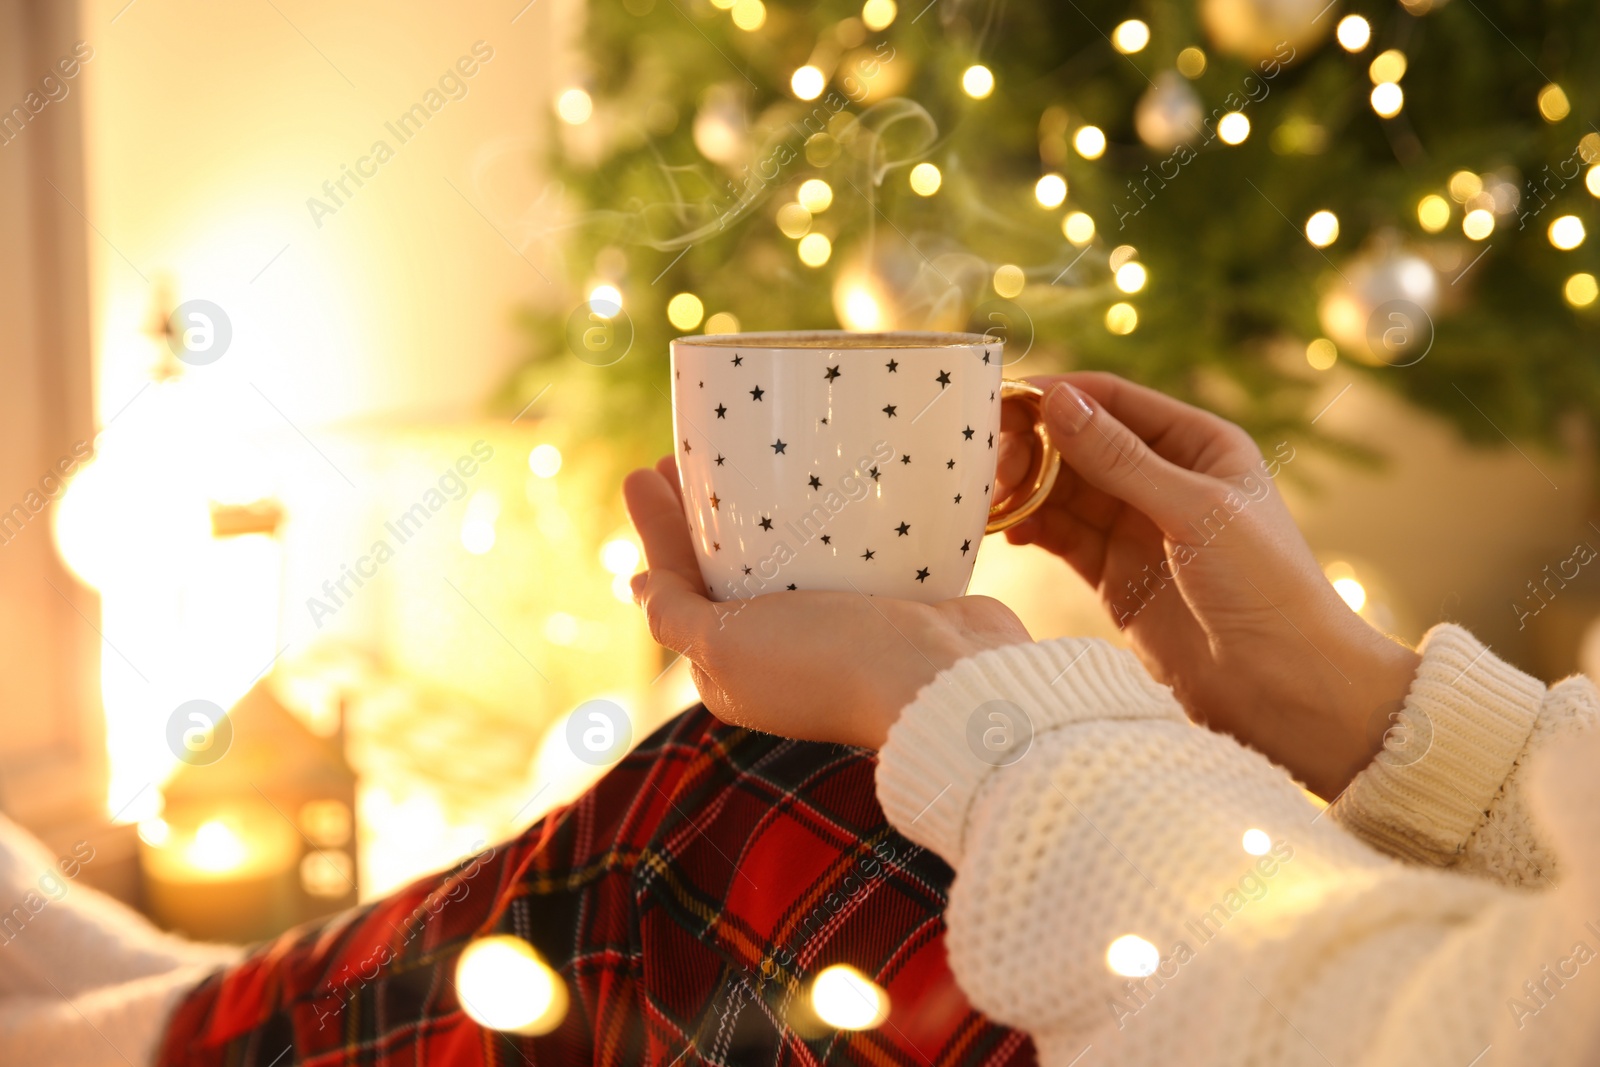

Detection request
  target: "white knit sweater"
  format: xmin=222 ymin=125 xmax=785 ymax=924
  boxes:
xmin=876 ymin=624 xmax=1600 ymax=1065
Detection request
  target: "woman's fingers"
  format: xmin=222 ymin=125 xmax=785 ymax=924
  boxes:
xmin=622 ymin=467 xmax=716 ymax=652
xmin=1038 ymin=380 xmax=1218 ymax=534
xmin=1039 ymin=372 xmax=1261 ymax=475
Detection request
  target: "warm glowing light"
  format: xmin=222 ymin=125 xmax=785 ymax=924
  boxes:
xmin=1416 ymin=194 xmax=1451 ymax=233
xmin=544 ymin=612 xmax=580 ymax=646
xmin=1368 ymin=49 xmax=1407 ymax=85
xmin=992 ymin=264 xmax=1025 ymax=299
xmin=1566 ymin=273 xmax=1598 ymax=308
xmin=187 ymin=820 xmax=248 ymax=874
xmin=839 ymin=283 xmax=888 ymax=331
xmin=1114 ymin=262 xmax=1147 ymax=293
xmin=460 ymin=490 xmax=500 ymax=555
xmin=1304 ymin=210 xmax=1340 ymax=248
xmin=1073 ymin=125 xmax=1107 ymax=159
xmin=909 ymin=162 xmax=942 ymax=196
xmin=1111 ymin=20 xmax=1150 ymax=54
xmin=455 ymin=936 xmax=568 ymax=1035
xmin=1589 ymin=166 xmax=1600 ymax=198
xmin=1448 ymin=170 xmax=1483 ymax=203
xmin=1333 ymin=576 xmax=1368 ymax=612
xmin=667 ymin=292 xmax=705 ymax=330
xmin=1242 ymin=828 xmax=1273 ymax=856
xmin=961 ymin=64 xmax=994 ymax=99
xmin=1176 ymin=47 xmax=1206 ymax=78
xmin=611 ymin=573 xmax=634 ymax=603
xmin=1335 ymin=15 xmax=1371 ymax=51
xmin=528 ymin=444 xmax=562 ymax=478
xmin=1370 ymin=82 xmax=1403 ymax=118
xmin=862 ymin=0 xmax=897 ymax=30
xmin=791 ymin=65 xmax=826 ymax=101
xmin=1306 ymin=338 xmax=1337 ymax=370
xmin=1549 ymin=215 xmax=1586 ymax=250
xmin=1538 ymin=84 xmax=1571 ymax=123
xmin=798 ymin=179 xmax=834 ymax=213
xmin=1062 ymin=211 xmax=1096 ymax=246
xmin=138 ymin=818 xmax=170 ymax=847
xmin=777 ymin=202 xmax=813 ymax=238
xmin=1217 ymin=112 xmax=1250 ymax=145
xmin=1108 ymin=244 xmax=1138 ymax=271
xmin=556 ymin=88 xmax=593 ymax=125
xmin=600 ymin=538 xmax=641 ymax=575
xmin=797 ymin=232 xmax=833 ymax=267
xmin=587 ymin=285 xmax=622 ymax=316
xmin=1033 ymin=173 xmax=1068 ymax=209
xmin=1105 ymin=302 xmax=1139 ymax=335
xmin=704 ymin=311 xmax=740 ymax=334
xmin=730 ymin=0 xmax=766 ymax=30
xmin=810 ymin=965 xmax=890 ymax=1030
xmin=1462 ymin=208 xmax=1494 ymax=241
xmin=1106 ymin=935 xmax=1160 ymax=977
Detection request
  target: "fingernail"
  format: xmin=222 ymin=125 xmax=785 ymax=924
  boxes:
xmin=1045 ymin=382 xmax=1095 ymax=434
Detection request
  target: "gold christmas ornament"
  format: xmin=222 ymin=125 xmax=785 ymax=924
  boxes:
xmin=1135 ymin=72 xmax=1205 ymax=151
xmin=1199 ymin=0 xmax=1327 ymax=64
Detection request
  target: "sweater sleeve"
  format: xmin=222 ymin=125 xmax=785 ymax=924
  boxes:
xmin=1330 ymin=622 xmax=1598 ymax=886
xmin=875 ymin=637 xmax=1600 ymax=1067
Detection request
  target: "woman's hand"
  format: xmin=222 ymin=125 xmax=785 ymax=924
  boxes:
xmin=1004 ymin=372 xmax=1420 ymax=799
xmin=624 ymin=457 xmax=1033 ymax=749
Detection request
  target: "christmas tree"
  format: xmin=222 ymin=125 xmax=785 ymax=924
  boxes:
xmin=504 ymin=0 xmax=1599 ymax=477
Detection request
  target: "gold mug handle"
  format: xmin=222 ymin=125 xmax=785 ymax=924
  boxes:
xmin=985 ymin=380 xmax=1062 ymax=534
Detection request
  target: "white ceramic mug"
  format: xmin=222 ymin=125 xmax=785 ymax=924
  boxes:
xmin=670 ymin=331 xmax=1060 ymax=604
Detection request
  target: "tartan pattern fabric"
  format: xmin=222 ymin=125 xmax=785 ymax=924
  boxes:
xmin=157 ymin=705 xmax=1035 ymax=1066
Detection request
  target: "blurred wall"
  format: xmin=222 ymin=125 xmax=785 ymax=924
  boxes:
xmin=77 ymin=0 xmax=571 ymax=429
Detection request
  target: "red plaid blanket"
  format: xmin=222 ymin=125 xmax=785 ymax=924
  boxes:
xmin=157 ymin=706 xmax=1034 ymax=1065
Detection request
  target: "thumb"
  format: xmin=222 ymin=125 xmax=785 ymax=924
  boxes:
xmin=1041 ymin=380 xmax=1213 ymax=531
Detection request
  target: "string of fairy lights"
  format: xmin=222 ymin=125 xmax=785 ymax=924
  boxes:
xmin=547 ymin=0 xmax=1597 ymax=363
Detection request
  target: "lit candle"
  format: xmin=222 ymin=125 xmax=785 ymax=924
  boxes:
xmin=140 ymin=800 xmax=300 ymax=942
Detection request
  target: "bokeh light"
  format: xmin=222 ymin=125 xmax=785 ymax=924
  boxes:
xmin=862 ymin=0 xmax=896 ymax=31
xmin=667 ymin=292 xmax=704 ymax=329
xmin=1368 ymin=49 xmax=1407 ymax=84
xmin=1242 ymin=828 xmax=1273 ymax=856
xmin=1304 ymin=210 xmax=1339 ymax=248
xmin=1114 ymin=261 xmax=1147 ymax=293
xmin=1370 ymin=82 xmax=1404 ymax=118
xmin=455 ymin=935 xmax=568 ymax=1035
xmin=1176 ymin=47 xmax=1206 ymax=78
xmin=730 ymin=0 xmax=766 ymax=31
xmin=1034 ymin=173 xmax=1067 ymax=208
xmin=1106 ymin=935 xmax=1160 ymax=977
xmin=528 ymin=444 xmax=562 ymax=478
xmin=798 ymin=232 xmax=833 ymax=267
xmin=1306 ymin=338 xmax=1337 ymax=370
xmin=1111 ymin=20 xmax=1150 ymax=54
xmin=1538 ymin=84 xmax=1571 ymax=123
xmin=798 ymin=179 xmax=833 ymax=213
xmin=909 ymin=162 xmax=942 ymax=195
xmin=587 ymin=284 xmax=622 ymax=315
xmin=961 ymin=65 xmax=994 ymax=99
xmin=993 ymin=264 xmax=1025 ymax=298
xmin=555 ymin=88 xmax=593 ymax=125
xmin=1105 ymin=302 xmax=1138 ymax=334
xmin=1335 ymin=15 xmax=1371 ymax=51
xmin=704 ymin=311 xmax=740 ymax=334
xmin=1416 ymin=194 xmax=1451 ymax=233
xmin=810 ymin=965 xmax=889 ymax=1030
xmin=1448 ymin=170 xmax=1484 ymax=202
xmin=1217 ymin=112 xmax=1250 ymax=145
xmin=1549 ymin=215 xmax=1586 ymax=250
xmin=1462 ymin=208 xmax=1494 ymax=240
xmin=1062 ymin=211 xmax=1096 ymax=245
xmin=776 ymin=202 xmax=813 ymax=238
xmin=1073 ymin=125 xmax=1107 ymax=159
xmin=1566 ymin=273 xmax=1598 ymax=308
xmin=790 ymin=65 xmax=825 ymax=100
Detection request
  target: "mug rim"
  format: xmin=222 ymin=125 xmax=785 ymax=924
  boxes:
xmin=672 ymin=330 xmax=1001 ymax=350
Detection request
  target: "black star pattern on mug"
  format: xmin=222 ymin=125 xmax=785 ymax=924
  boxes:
xmin=960 ymin=539 xmax=972 ymax=555
xmin=698 ymin=381 xmax=704 ymax=388
xmin=742 ymin=565 xmax=753 ymax=575
xmin=732 ymin=354 xmax=743 ymax=366
xmin=886 ymin=358 xmax=899 ymax=372
xmin=820 ymin=416 xmax=829 ymax=425
xmin=808 ymin=475 xmax=822 ymax=490
xmin=900 ymin=454 xmax=912 ymax=465
xmin=772 ymin=439 xmax=787 ymax=454
xmin=935 ymin=370 xmax=952 ymax=387
xmin=750 ymin=385 xmax=765 ymax=401
xmin=787 ymin=583 xmax=797 ymax=591
xmin=868 ymin=466 xmax=881 ymax=481
xmin=820 ymin=534 xmax=831 ymax=545
xmin=714 ymin=403 xmax=727 ymax=418
xmin=861 ymin=548 xmax=876 ymax=561
xmin=988 ymin=432 xmax=995 ymax=448
xmin=883 ymin=404 xmax=897 ymax=418
xmin=983 ymin=349 xmax=993 ymax=364
xmin=962 ymin=426 xmax=975 ymax=440
xmin=915 ymin=567 xmax=931 ymax=583
xmin=984 ymin=484 xmax=991 ymax=494
xmin=759 ymin=516 xmax=775 ymax=531
xmin=715 ymin=453 xmax=726 ymax=466
xmin=946 ymin=458 xmax=956 ymax=469
xmin=895 ymin=522 xmax=911 ymax=536
xmin=710 ymin=493 xmax=721 ymax=510
xmin=713 ymin=541 xmax=721 ymax=551
xmin=990 ymin=390 xmax=996 ymax=401
xmin=682 ymin=438 xmax=692 ymax=454
xmin=824 ymin=365 xmax=841 ymax=381
xmin=954 ymin=493 xmax=962 ymax=504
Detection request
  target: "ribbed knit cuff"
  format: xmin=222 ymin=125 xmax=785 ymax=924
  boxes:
xmin=1332 ymin=623 xmax=1545 ymax=866
xmin=875 ymin=638 xmax=1186 ymax=866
